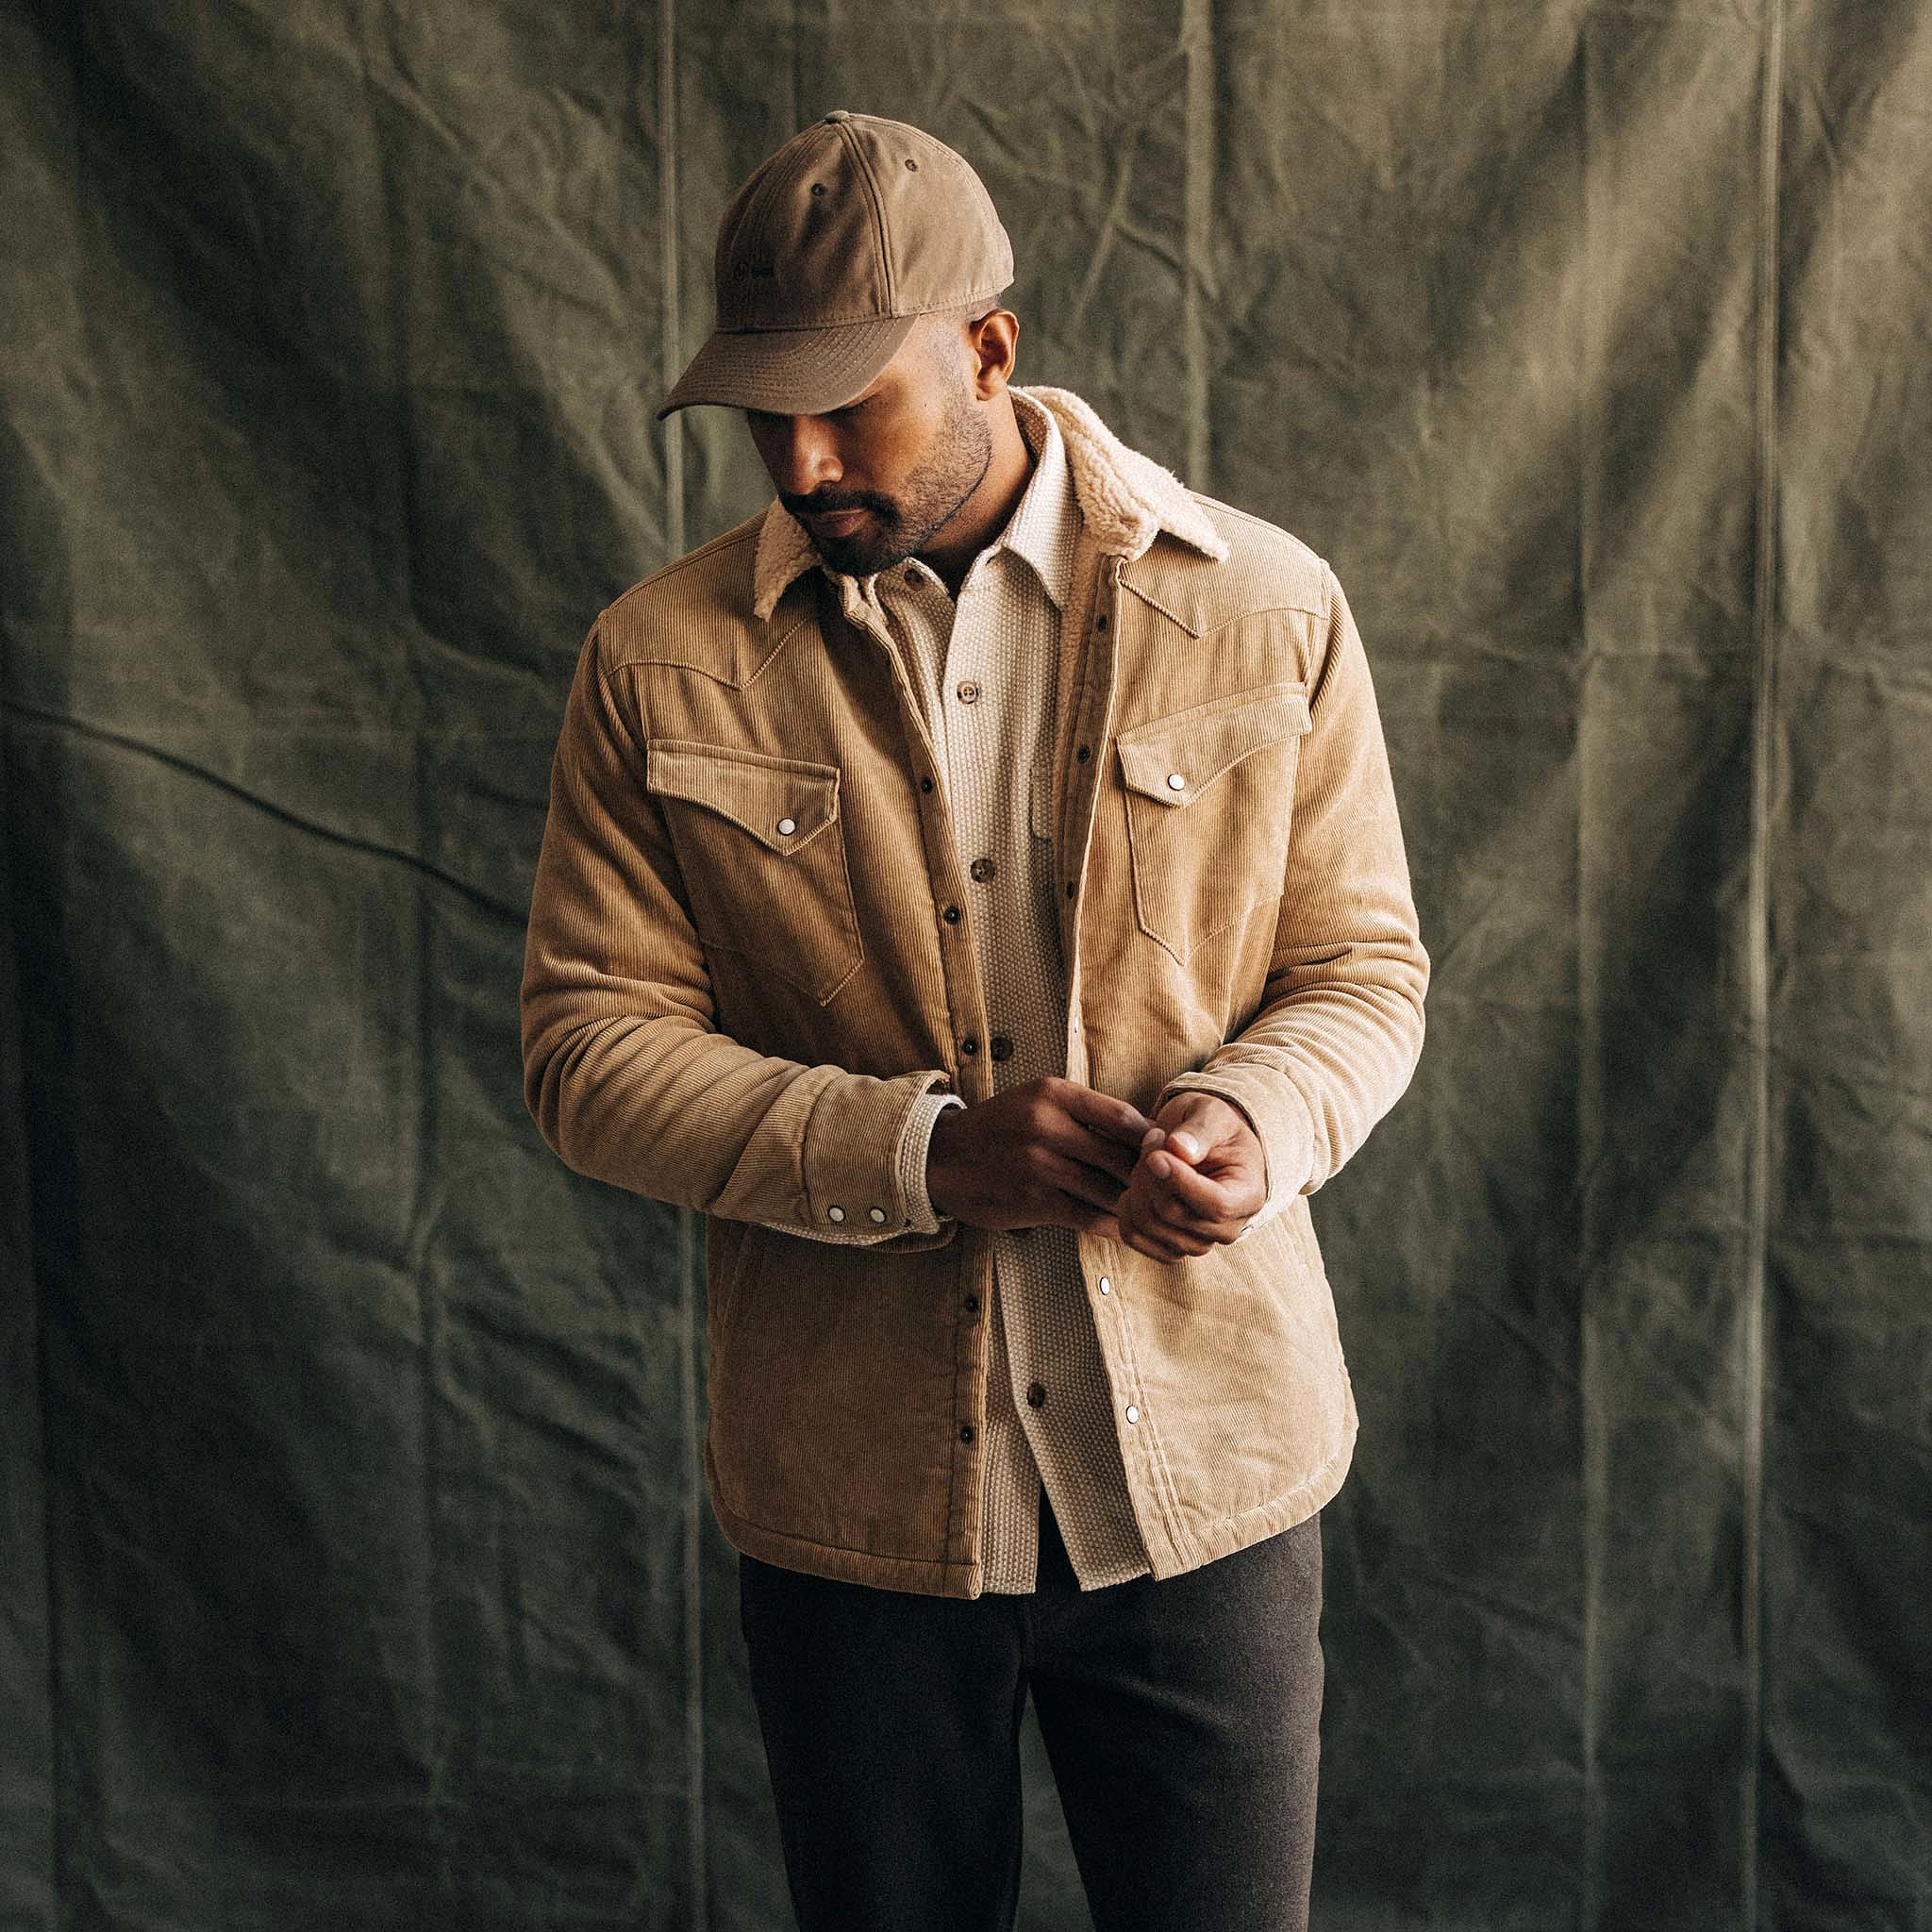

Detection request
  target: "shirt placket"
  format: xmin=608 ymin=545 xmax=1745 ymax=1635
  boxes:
xmin=888 ymin=547 xmax=1147 ymax=1595
xmin=875 ymin=563 xmax=1044 ymax=1591
xmin=857 ymin=403 xmax=1153 ymax=1595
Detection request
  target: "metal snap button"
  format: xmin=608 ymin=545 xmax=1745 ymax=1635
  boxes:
xmin=868 ymin=1207 xmax=887 ymax=1223
xmin=776 ymin=815 xmax=797 ymax=835
xmin=826 ymin=1205 xmax=845 ymax=1222
xmin=1098 ymin=1276 xmax=1112 ymax=1294
xmin=1166 ymin=773 xmax=1187 ymax=791
xmin=1124 ymin=1404 xmax=1141 ymax=1424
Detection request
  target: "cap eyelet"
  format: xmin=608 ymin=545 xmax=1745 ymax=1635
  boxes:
xmin=810 ymin=182 xmax=826 ymax=196
xmin=905 ymin=158 xmax=918 ymax=170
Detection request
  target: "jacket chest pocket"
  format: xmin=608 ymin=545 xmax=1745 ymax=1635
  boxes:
xmin=645 ymin=740 xmax=865 ymax=1004
xmin=1113 ymin=683 xmax=1312 ymax=963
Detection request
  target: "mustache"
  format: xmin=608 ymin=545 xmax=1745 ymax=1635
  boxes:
xmin=783 ymin=490 xmax=893 ymax=519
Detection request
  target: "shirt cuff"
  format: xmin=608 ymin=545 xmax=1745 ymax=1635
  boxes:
xmin=898 ymin=1091 xmax=967 ymax=1233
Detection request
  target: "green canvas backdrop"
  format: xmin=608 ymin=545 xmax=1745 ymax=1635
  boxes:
xmin=2 ymin=1 xmax=1927 ymax=1927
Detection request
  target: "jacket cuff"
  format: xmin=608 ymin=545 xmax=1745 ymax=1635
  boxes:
xmin=795 ymin=1066 xmax=961 ymax=1243
xmin=1155 ymin=1068 xmax=1314 ymax=1233
xmin=898 ymin=1092 xmax=967 ymax=1233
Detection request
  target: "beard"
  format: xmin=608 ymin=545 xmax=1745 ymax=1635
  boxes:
xmin=789 ymin=377 xmax=993 ymax=579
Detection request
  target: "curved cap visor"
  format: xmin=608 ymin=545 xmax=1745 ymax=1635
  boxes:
xmin=656 ymin=312 xmax=920 ymax=420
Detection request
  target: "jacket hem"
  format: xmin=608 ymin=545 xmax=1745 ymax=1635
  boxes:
xmin=705 ymin=1405 xmax=1357 ymax=1598
xmin=1143 ymin=1406 xmax=1358 ymax=1580
xmin=709 ymin=1489 xmax=982 ymax=1598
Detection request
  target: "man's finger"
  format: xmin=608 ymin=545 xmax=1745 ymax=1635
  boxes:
xmin=1038 ymin=1152 xmax=1127 ymax=1217
xmin=1142 ymin=1148 xmax=1244 ymax=1218
xmin=1074 ymin=1200 xmax=1188 ymax=1259
xmin=1131 ymin=1218 xmax=1212 ymax=1260
xmin=1061 ymin=1124 xmax=1141 ymax=1187
xmin=1057 ymin=1080 xmax=1157 ymax=1150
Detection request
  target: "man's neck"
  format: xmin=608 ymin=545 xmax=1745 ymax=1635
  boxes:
xmin=914 ymin=392 xmax=1037 ymax=598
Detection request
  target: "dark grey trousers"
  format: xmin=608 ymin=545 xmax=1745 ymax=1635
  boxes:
xmin=737 ymin=1487 xmax=1324 ymax=1932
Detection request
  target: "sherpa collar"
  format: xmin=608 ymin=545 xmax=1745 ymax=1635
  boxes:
xmin=749 ymin=383 xmax=1230 ymax=623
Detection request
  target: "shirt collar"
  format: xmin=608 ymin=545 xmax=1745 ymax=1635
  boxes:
xmin=750 ymin=387 xmax=1078 ymax=623
xmin=996 ymin=390 xmax=1076 ymax=611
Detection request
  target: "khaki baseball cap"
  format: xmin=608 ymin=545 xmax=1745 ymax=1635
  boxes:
xmin=656 ymin=109 xmax=1013 ymax=421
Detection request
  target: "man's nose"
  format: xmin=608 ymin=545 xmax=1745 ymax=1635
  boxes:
xmin=768 ymin=416 xmax=841 ymax=497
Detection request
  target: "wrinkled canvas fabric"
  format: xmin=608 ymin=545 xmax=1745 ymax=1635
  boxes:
xmin=4 ymin=3 xmax=1927 ymax=1928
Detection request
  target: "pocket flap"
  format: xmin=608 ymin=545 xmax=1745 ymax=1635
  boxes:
xmin=1115 ymin=685 xmax=1310 ymax=808
xmin=645 ymin=740 xmax=841 ymax=854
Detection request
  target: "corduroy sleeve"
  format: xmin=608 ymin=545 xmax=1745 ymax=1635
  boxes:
xmin=520 ymin=622 xmax=959 ymax=1248
xmin=1156 ymin=566 xmax=1428 ymax=1201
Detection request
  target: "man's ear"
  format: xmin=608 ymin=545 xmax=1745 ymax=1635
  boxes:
xmin=969 ymin=308 xmax=1020 ymax=398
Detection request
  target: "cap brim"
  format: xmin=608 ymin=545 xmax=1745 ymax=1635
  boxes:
xmin=656 ymin=313 xmax=921 ymax=421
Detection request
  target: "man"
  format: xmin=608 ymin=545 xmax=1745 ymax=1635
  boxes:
xmin=521 ymin=109 xmax=1426 ymax=1932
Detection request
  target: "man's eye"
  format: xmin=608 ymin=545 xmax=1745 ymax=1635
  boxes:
xmin=829 ymin=394 xmax=874 ymax=419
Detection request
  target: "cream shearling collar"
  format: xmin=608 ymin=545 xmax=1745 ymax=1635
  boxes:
xmin=749 ymin=383 xmax=1230 ymax=623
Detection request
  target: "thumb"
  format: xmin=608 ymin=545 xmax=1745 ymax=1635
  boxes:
xmin=1154 ymin=1096 xmax=1222 ymax=1165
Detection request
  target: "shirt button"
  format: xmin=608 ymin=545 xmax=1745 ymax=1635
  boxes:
xmin=990 ymin=1033 xmax=1013 ymax=1062
xmin=1166 ymin=772 xmax=1187 ymax=792
xmin=776 ymin=815 xmax=797 ymax=835
xmin=1026 ymin=1381 xmax=1047 ymax=1408
xmin=955 ymin=678 xmax=981 ymax=704
xmin=868 ymin=1207 xmax=887 ymax=1223
xmin=826 ymin=1205 xmax=845 ymax=1222
xmin=1124 ymin=1404 xmax=1141 ymax=1424
xmin=959 ymin=1423 xmax=977 ymax=1443
xmin=961 ymin=1036 xmax=979 ymax=1056
xmin=1098 ymin=1275 xmax=1112 ymax=1294
xmin=969 ymin=857 xmax=996 ymax=881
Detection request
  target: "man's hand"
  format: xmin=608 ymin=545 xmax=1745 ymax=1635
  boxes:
xmin=925 ymin=1076 xmax=1157 ymax=1234
xmin=1115 ymin=1094 xmax=1268 ymax=1262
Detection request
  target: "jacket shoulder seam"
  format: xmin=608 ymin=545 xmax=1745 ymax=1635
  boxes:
xmin=601 ymin=518 xmax=763 ymax=617
xmin=593 ymin=518 xmax=768 ymax=674
xmin=1183 ymin=492 xmax=1334 ymax=614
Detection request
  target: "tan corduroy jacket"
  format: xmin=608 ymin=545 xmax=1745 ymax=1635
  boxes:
xmin=521 ymin=384 xmax=1428 ymax=1597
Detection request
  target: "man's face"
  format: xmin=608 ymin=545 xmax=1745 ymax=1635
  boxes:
xmin=742 ymin=317 xmax=992 ymax=578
